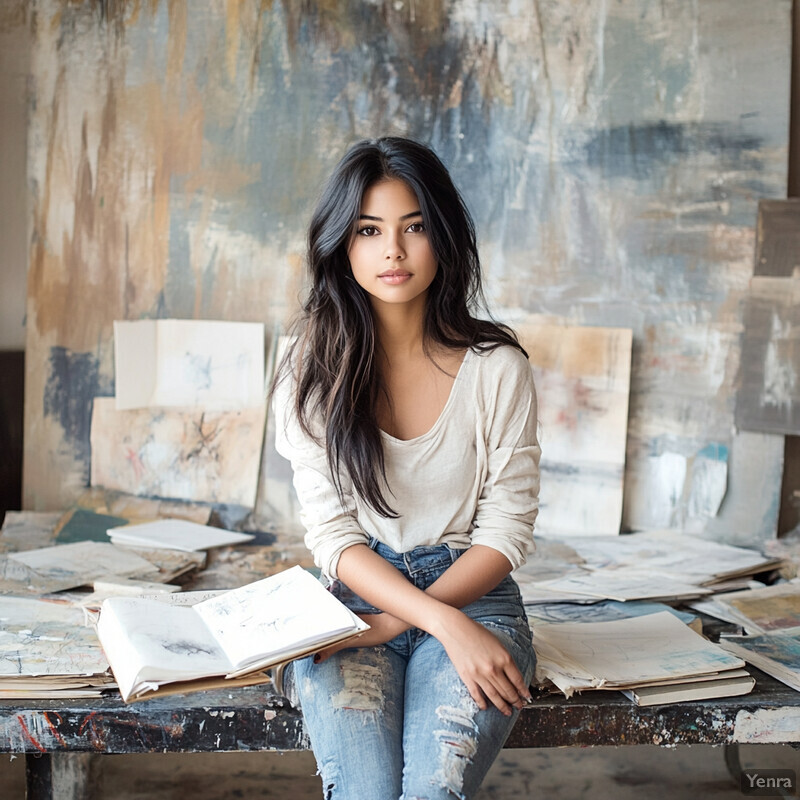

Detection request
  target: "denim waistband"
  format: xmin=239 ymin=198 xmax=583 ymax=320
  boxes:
xmin=366 ymin=536 xmax=464 ymax=578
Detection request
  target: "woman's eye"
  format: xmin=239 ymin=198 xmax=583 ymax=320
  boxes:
xmin=406 ymin=222 xmax=425 ymax=233
xmin=357 ymin=226 xmax=379 ymax=237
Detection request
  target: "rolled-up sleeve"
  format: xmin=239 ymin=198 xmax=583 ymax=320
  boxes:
xmin=272 ymin=377 xmax=369 ymax=579
xmin=471 ymin=350 xmax=541 ymax=569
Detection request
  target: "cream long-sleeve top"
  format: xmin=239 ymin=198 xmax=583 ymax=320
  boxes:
xmin=273 ymin=344 xmax=541 ymax=580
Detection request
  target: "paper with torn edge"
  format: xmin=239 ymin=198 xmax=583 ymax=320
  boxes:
xmin=97 ymin=565 xmax=369 ymax=702
xmin=108 ymin=519 xmax=254 ymax=552
xmin=90 ymin=398 xmax=266 ymax=507
xmin=533 ymin=611 xmax=745 ymax=697
xmin=114 ymin=319 xmax=265 ymax=410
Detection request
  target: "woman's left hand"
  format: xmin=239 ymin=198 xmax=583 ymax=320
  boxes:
xmin=314 ymin=612 xmax=410 ymax=663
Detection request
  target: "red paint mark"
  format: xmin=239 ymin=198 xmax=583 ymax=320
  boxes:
xmin=17 ymin=716 xmax=46 ymax=754
xmin=125 ymin=447 xmax=145 ymax=481
xmin=78 ymin=711 xmax=103 ymax=749
xmin=43 ymin=712 xmax=66 ymax=747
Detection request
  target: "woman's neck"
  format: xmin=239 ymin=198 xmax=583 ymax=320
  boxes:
xmin=372 ymin=297 xmax=427 ymax=360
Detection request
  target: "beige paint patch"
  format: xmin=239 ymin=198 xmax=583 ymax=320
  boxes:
xmin=733 ymin=708 xmax=800 ymax=744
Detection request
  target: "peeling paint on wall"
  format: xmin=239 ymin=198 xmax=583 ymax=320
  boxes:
xmin=23 ymin=0 xmax=790 ymax=544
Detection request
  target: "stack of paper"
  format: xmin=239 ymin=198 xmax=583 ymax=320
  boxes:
xmin=533 ymin=611 xmax=753 ymax=705
xmin=0 ymin=596 xmax=115 ymax=698
xmin=107 ymin=519 xmax=255 ymax=552
xmin=514 ymin=531 xmax=784 ymax=605
xmin=702 ymin=582 xmax=800 ymax=694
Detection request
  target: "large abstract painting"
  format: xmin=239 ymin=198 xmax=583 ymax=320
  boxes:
xmin=23 ymin=0 xmax=791 ymax=545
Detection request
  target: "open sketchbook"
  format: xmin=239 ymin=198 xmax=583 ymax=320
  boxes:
xmin=97 ymin=565 xmax=369 ymax=702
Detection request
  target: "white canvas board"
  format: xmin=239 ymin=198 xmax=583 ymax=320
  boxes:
xmin=516 ymin=320 xmax=632 ymax=537
xmin=114 ymin=319 xmax=265 ymax=410
xmin=90 ymin=398 xmax=266 ymax=507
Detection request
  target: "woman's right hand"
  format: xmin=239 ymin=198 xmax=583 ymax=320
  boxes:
xmin=433 ymin=607 xmax=530 ymax=716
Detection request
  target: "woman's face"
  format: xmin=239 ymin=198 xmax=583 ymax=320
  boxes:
xmin=347 ymin=178 xmax=438 ymax=311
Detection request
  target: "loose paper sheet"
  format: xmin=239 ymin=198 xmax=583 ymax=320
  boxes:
xmin=114 ymin=319 xmax=265 ymax=410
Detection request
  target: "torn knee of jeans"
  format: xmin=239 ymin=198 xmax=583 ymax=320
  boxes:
xmin=330 ymin=648 xmax=388 ymax=711
xmin=430 ymin=703 xmax=480 ymax=799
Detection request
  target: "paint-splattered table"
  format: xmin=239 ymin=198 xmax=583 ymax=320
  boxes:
xmin=2 ymin=667 xmax=798 ymax=800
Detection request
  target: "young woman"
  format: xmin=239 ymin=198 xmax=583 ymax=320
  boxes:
xmin=273 ymin=137 xmax=540 ymax=800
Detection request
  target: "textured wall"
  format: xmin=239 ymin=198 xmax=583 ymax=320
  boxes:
xmin=23 ymin=0 xmax=791 ymax=544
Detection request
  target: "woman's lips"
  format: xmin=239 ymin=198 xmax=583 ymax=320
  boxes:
xmin=378 ymin=270 xmax=412 ymax=284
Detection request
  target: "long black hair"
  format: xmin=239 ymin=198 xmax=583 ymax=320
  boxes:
xmin=277 ymin=137 xmax=526 ymax=517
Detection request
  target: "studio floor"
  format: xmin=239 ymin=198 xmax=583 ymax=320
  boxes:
xmin=3 ymin=744 xmax=798 ymax=799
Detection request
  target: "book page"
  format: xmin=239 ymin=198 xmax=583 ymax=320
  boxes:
xmin=195 ymin=565 xmax=366 ymax=674
xmin=97 ymin=597 xmax=233 ymax=702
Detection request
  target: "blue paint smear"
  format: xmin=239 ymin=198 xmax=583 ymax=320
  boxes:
xmin=582 ymin=122 xmax=763 ymax=180
xmin=697 ymin=443 xmax=729 ymax=462
xmin=43 ymin=347 xmax=114 ymax=479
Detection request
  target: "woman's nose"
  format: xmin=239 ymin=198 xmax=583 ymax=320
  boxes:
xmin=384 ymin=234 xmax=406 ymax=260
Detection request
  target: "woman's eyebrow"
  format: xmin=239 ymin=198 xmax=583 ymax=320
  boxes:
xmin=358 ymin=210 xmax=422 ymax=221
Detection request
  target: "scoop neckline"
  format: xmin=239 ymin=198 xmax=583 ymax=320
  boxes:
xmin=379 ymin=349 xmax=472 ymax=446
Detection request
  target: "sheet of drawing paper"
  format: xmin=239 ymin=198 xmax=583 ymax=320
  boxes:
xmin=0 ymin=596 xmax=109 ymax=677
xmin=9 ymin=541 xmax=159 ymax=589
xmin=549 ymin=531 xmax=778 ymax=584
xmin=716 ymin=583 xmax=800 ymax=635
xmin=90 ymin=398 xmax=266 ymax=507
xmin=516 ymin=321 xmax=632 ymax=537
xmin=114 ymin=319 xmax=265 ymax=410
xmin=0 ymin=511 xmax=61 ymax=552
xmin=735 ymin=277 xmax=800 ymax=435
xmin=534 ymin=568 xmax=711 ymax=602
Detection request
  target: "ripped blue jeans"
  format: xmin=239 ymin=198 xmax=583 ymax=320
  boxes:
xmin=283 ymin=540 xmax=536 ymax=800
